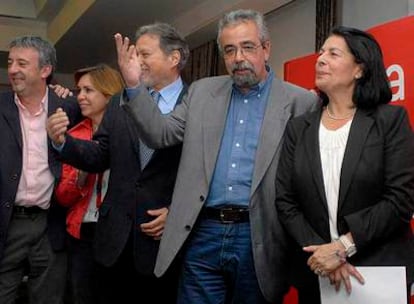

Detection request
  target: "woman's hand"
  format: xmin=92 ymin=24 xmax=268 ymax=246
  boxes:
xmin=304 ymin=241 xmax=346 ymax=275
xmin=46 ymin=108 xmax=69 ymax=145
xmin=328 ymin=262 xmax=365 ymax=294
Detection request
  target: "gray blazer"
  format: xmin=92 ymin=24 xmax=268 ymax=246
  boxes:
xmin=123 ymin=74 xmax=319 ymax=302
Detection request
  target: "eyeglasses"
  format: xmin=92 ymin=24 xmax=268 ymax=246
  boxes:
xmin=222 ymin=43 xmax=264 ymax=59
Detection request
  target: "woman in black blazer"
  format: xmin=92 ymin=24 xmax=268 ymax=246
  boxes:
xmin=275 ymin=26 xmax=414 ymax=303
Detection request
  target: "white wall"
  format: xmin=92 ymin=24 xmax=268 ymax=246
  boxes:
xmin=266 ymin=0 xmax=413 ymax=79
xmin=339 ymin=0 xmax=411 ymax=30
xmin=266 ymin=0 xmax=316 ymax=78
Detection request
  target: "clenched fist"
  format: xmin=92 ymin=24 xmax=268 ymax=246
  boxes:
xmin=46 ymin=108 xmax=70 ymax=145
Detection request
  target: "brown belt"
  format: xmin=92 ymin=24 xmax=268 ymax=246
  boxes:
xmin=201 ymin=207 xmax=249 ymax=223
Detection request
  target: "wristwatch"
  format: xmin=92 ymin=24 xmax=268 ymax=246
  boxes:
xmin=339 ymin=235 xmax=357 ymax=257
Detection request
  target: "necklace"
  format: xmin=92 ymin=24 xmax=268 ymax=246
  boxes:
xmin=325 ymin=106 xmax=356 ymax=120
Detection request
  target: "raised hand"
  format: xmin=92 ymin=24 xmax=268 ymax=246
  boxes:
xmin=46 ymin=108 xmax=70 ymax=145
xmin=114 ymin=33 xmax=141 ymax=88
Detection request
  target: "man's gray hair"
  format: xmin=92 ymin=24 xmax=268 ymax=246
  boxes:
xmin=136 ymin=23 xmax=190 ymax=71
xmin=9 ymin=36 xmax=57 ymax=83
xmin=217 ymin=9 xmax=270 ymax=52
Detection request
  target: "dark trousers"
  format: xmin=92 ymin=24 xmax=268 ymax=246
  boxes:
xmin=297 ymin=283 xmax=321 ymax=304
xmin=67 ymin=223 xmax=99 ymax=304
xmin=0 ymin=210 xmax=67 ymax=304
xmin=97 ymin=236 xmax=179 ymax=304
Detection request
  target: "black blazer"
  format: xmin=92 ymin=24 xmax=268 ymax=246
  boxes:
xmin=58 ymin=87 xmax=186 ymax=275
xmin=0 ymin=90 xmax=81 ymax=261
xmin=275 ymin=104 xmax=414 ymax=289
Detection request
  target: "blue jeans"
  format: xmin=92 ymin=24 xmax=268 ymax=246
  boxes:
xmin=177 ymin=218 xmax=270 ymax=304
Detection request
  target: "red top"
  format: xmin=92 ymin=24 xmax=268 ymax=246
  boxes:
xmin=54 ymin=119 xmax=104 ymax=239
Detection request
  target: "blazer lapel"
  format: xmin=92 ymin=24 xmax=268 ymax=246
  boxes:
xmin=202 ymin=79 xmax=232 ymax=184
xmin=47 ymin=91 xmax=61 ymax=116
xmin=47 ymin=92 xmax=64 ymax=179
xmin=175 ymin=84 xmax=188 ymax=106
xmin=2 ymin=92 xmax=23 ymax=149
xmin=304 ymin=110 xmax=329 ymax=211
xmin=126 ymin=112 xmax=142 ymax=164
xmin=338 ymin=109 xmax=374 ymax=210
xmin=250 ymin=78 xmax=292 ymax=194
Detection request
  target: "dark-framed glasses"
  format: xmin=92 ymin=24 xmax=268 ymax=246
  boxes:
xmin=222 ymin=43 xmax=264 ymax=59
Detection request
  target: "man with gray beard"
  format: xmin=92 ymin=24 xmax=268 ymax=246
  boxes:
xmin=118 ymin=9 xmax=319 ymax=304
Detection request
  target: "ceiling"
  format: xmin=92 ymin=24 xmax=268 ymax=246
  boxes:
xmin=0 ymin=0 xmax=292 ymax=76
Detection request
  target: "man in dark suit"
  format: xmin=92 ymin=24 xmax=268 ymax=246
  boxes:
xmin=47 ymin=23 xmax=188 ymax=303
xmin=0 ymin=36 xmax=81 ymax=303
xmin=117 ymin=9 xmax=319 ymax=304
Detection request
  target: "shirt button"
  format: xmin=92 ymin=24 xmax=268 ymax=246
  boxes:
xmin=244 ymin=99 xmax=248 ymax=104
xmin=228 ymin=186 xmax=233 ymax=191
xmin=258 ymin=94 xmax=261 ymax=98
xmin=231 ymin=163 xmax=236 ymax=168
xmin=235 ymin=143 xmax=240 ymax=147
xmin=239 ymin=120 xmax=244 ymax=124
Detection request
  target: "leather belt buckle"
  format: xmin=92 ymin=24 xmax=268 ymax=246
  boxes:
xmin=219 ymin=207 xmax=246 ymax=224
xmin=201 ymin=206 xmax=249 ymax=223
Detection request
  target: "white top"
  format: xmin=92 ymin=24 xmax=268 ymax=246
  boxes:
xmin=319 ymin=120 xmax=352 ymax=240
xmin=83 ymin=169 xmax=110 ymax=223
